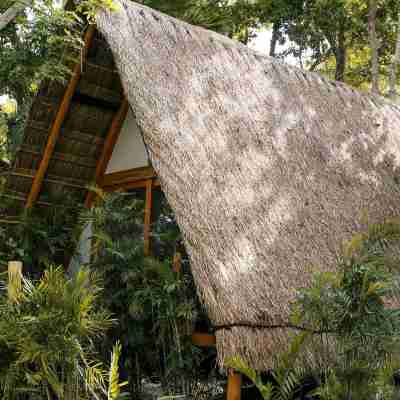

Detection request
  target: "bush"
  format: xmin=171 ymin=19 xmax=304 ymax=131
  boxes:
xmin=0 ymin=264 xmax=126 ymax=399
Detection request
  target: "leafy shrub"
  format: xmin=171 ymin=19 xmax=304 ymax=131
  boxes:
xmin=82 ymin=191 xmax=208 ymax=397
xmin=229 ymin=220 xmax=400 ymax=400
xmin=0 ymin=265 xmax=127 ymax=399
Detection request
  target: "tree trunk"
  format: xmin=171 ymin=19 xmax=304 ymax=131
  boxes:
xmin=0 ymin=0 xmax=31 ymax=31
xmin=388 ymin=12 xmax=400 ymax=100
xmin=368 ymin=0 xmax=380 ymax=94
xmin=335 ymin=25 xmax=346 ymax=81
xmin=269 ymin=22 xmax=280 ymax=58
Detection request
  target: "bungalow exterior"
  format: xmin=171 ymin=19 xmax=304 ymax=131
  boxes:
xmin=3 ymin=2 xmax=400 ymax=399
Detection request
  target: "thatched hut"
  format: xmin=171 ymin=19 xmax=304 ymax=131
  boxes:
xmin=95 ymin=0 xmax=400 ymax=371
xmin=3 ymin=0 xmax=400 ymax=377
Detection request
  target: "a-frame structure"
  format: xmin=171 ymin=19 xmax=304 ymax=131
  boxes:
xmin=0 ymin=23 xmax=242 ymax=398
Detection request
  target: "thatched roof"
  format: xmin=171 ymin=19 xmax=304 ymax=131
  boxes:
xmin=0 ymin=30 xmax=124 ymax=216
xmin=96 ymin=0 xmax=400 ymax=370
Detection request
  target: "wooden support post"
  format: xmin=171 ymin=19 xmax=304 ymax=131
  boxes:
xmin=227 ymin=370 xmax=242 ymax=400
xmin=191 ymin=333 xmax=216 ymax=347
xmin=101 ymin=177 xmax=160 ymax=193
xmin=100 ymin=166 xmax=156 ymax=188
xmin=143 ymin=179 xmax=152 ymax=256
xmin=85 ymin=98 xmax=129 ymax=208
xmin=8 ymin=261 xmax=22 ymax=277
xmin=172 ymin=251 xmax=182 ymax=273
xmin=8 ymin=261 xmax=23 ymax=303
xmin=26 ymin=25 xmax=96 ymax=208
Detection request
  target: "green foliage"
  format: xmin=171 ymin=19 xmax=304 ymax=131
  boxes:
xmin=226 ymin=357 xmax=273 ymax=399
xmin=0 ymin=265 xmax=117 ymax=399
xmin=259 ymin=0 xmax=400 ymax=89
xmin=226 ymin=333 xmax=310 ymax=400
xmin=82 ymin=191 xmax=206 ymax=396
xmin=295 ymin=220 xmax=400 ymax=399
xmin=0 ymin=112 xmax=8 ymax=162
xmin=0 ymin=198 xmax=81 ymax=276
xmin=0 ymin=1 xmax=84 ymax=105
xmin=108 ymin=341 xmax=129 ymax=399
xmin=0 ymin=98 xmax=19 ymax=162
xmin=142 ymin=0 xmax=256 ymax=37
xmin=229 ymin=220 xmax=400 ymax=399
xmin=0 ymin=0 xmax=119 ymax=163
xmin=77 ymin=0 xmax=121 ymax=23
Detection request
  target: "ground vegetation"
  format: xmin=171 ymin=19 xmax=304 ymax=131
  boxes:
xmin=229 ymin=220 xmax=400 ymax=399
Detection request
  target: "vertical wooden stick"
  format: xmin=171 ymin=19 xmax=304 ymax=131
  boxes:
xmin=143 ymin=179 xmax=152 ymax=256
xmin=85 ymin=99 xmax=129 ymax=208
xmin=172 ymin=251 xmax=182 ymax=273
xmin=8 ymin=261 xmax=23 ymax=303
xmin=227 ymin=370 xmax=242 ymax=400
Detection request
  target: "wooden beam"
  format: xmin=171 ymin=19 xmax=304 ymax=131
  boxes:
xmin=25 ymin=24 xmax=96 ymax=208
xmin=227 ymin=371 xmax=242 ymax=400
xmin=77 ymin=80 xmax=122 ymax=107
xmin=27 ymin=120 xmax=105 ymax=146
xmin=143 ymin=179 xmax=153 ymax=256
xmin=18 ymin=145 xmax=97 ymax=169
xmin=191 ymin=333 xmax=216 ymax=347
xmin=100 ymin=166 xmax=156 ymax=187
xmin=9 ymin=168 xmax=88 ymax=189
xmin=102 ymin=177 xmax=160 ymax=193
xmin=85 ymin=98 xmax=129 ymax=207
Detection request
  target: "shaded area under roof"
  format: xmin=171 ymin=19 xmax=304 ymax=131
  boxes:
xmin=1 ymin=29 xmax=124 ymax=217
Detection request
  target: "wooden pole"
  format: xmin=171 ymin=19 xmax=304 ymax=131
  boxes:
xmin=143 ymin=179 xmax=153 ymax=256
xmin=172 ymin=251 xmax=182 ymax=273
xmin=26 ymin=25 xmax=96 ymax=208
xmin=191 ymin=333 xmax=216 ymax=347
xmin=8 ymin=261 xmax=23 ymax=303
xmin=8 ymin=260 xmax=22 ymax=276
xmin=227 ymin=370 xmax=242 ymax=400
xmin=85 ymin=98 xmax=129 ymax=208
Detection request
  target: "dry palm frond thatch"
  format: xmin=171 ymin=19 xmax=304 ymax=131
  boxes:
xmin=97 ymin=0 xmax=400 ymax=370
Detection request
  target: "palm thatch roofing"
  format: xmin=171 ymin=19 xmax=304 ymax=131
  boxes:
xmin=3 ymin=0 xmax=400 ymax=371
xmin=95 ymin=0 xmax=400 ymax=370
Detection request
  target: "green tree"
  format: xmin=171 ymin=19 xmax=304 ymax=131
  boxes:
xmin=0 ymin=1 xmax=83 ymax=105
xmin=261 ymin=0 xmax=400 ymax=90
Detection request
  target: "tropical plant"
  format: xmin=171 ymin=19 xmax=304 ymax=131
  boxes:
xmin=0 ymin=264 xmax=121 ymax=400
xmin=226 ymin=332 xmax=310 ymax=400
xmin=228 ymin=220 xmax=400 ymax=400
xmin=0 ymin=195 xmax=81 ymax=276
xmin=82 ymin=190 xmax=206 ymax=397
xmin=108 ymin=341 xmax=130 ymax=400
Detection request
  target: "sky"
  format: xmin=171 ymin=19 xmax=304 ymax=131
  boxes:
xmin=248 ymin=29 xmax=272 ymax=56
xmin=249 ymin=28 xmax=304 ymax=67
